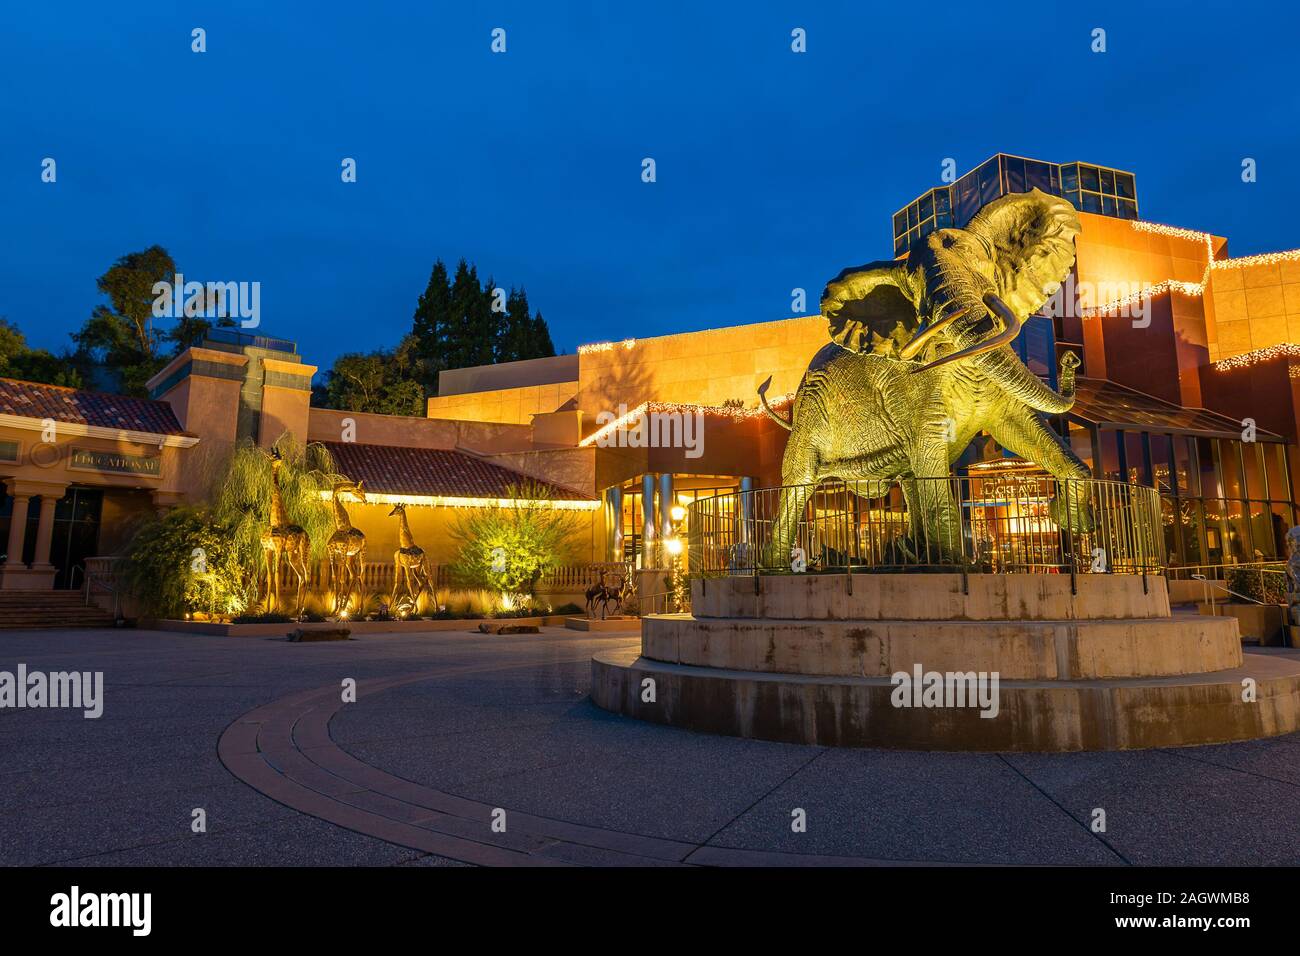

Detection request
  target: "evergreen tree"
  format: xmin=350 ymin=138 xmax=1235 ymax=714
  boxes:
xmin=530 ymin=309 xmax=556 ymax=358
xmin=446 ymin=260 xmax=487 ymax=370
xmin=480 ymin=274 xmax=506 ymax=364
xmin=410 ymin=260 xmax=451 ymax=393
xmin=407 ymin=258 xmax=559 ymax=375
xmin=499 ymin=288 xmax=525 ymax=363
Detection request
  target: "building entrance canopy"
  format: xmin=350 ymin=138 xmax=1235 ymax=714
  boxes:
xmin=1068 ymin=378 xmax=1280 ymax=442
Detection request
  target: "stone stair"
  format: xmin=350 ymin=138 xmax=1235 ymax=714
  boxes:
xmin=0 ymin=591 xmax=118 ymax=629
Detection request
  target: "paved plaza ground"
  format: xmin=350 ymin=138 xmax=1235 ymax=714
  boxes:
xmin=2 ymin=626 xmax=1300 ymax=866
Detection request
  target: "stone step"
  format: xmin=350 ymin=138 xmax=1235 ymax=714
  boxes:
xmin=641 ymin=612 xmax=1243 ymax=680
xmin=591 ymin=647 xmax=1300 ymax=751
xmin=0 ymin=591 xmax=117 ymax=628
xmin=565 ymin=616 xmax=641 ymax=632
xmin=693 ymin=572 xmax=1171 ymax=622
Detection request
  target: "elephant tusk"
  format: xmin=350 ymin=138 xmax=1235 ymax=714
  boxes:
xmin=910 ymin=292 xmax=1022 ymax=374
xmin=899 ymin=305 xmax=969 ymax=361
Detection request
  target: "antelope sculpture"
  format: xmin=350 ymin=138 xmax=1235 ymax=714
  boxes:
xmin=389 ymin=503 xmax=434 ymax=614
xmin=326 ymin=479 xmax=367 ymax=616
xmin=261 ymin=450 xmax=311 ymax=616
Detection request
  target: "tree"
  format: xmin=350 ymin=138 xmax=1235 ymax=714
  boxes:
xmin=491 ymin=289 xmax=555 ymax=363
xmin=407 ymin=259 xmax=557 ymax=376
xmin=0 ymin=318 xmax=83 ymax=387
xmin=410 ymin=260 xmax=452 ymax=394
xmin=315 ymin=337 xmax=427 ymax=417
xmin=71 ymin=245 xmax=176 ymax=395
xmin=448 ymin=480 xmax=583 ymax=602
xmin=530 ymin=309 xmax=556 ymax=359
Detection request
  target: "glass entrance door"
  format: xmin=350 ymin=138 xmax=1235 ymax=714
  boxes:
xmin=50 ymin=488 xmax=103 ymax=589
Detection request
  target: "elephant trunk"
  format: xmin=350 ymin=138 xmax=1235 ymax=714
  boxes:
xmin=975 ymin=345 xmax=1077 ymax=415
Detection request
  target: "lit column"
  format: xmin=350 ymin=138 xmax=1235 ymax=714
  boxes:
xmin=603 ymin=486 xmax=623 ymax=562
xmin=4 ymin=493 xmax=30 ymax=567
xmin=659 ymin=473 xmax=675 ymax=543
xmin=641 ymin=474 xmax=657 ymax=565
xmin=31 ymin=494 xmax=59 ymax=568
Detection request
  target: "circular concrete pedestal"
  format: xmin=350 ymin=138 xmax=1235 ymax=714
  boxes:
xmin=591 ymin=574 xmax=1300 ymax=751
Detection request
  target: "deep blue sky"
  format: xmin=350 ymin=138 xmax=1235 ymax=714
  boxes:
xmin=2 ymin=1 xmax=1297 ymax=374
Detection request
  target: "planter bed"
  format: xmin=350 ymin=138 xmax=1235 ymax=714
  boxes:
xmin=142 ymin=615 xmax=573 ymax=638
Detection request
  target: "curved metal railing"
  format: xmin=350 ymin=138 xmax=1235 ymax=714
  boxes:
xmin=686 ymin=475 xmax=1165 ymax=575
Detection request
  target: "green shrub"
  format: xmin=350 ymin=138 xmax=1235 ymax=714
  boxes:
xmin=1226 ymin=565 xmax=1287 ymax=605
xmin=120 ymin=506 xmax=248 ymax=619
xmin=448 ymin=480 xmax=582 ymax=601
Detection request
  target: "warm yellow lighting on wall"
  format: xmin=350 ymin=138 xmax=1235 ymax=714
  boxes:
xmin=317 ymin=490 xmax=599 ymax=510
xmin=1081 ymin=219 xmax=1300 ymax=318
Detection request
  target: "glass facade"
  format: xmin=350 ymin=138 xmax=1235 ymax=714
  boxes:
xmin=893 ymin=153 xmax=1139 ymax=256
xmin=954 ymin=327 xmax=1296 ymax=565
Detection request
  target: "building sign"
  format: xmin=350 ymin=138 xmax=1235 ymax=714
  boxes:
xmin=68 ymin=448 xmax=161 ymax=477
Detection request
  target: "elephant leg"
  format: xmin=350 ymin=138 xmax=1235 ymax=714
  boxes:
xmin=905 ymin=463 xmax=963 ymax=563
xmin=765 ymin=435 xmax=822 ymax=570
xmin=988 ymin=408 xmax=1095 ymax=533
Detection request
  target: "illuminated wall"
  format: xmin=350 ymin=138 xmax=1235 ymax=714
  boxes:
xmin=575 ymin=316 xmax=825 ymax=427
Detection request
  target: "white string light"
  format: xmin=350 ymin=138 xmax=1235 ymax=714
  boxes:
xmin=1081 ymin=219 xmax=1300 ymax=317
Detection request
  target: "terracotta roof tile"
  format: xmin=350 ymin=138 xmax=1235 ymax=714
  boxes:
xmin=321 ymin=441 xmax=592 ymax=501
xmin=0 ymin=377 xmax=187 ymax=435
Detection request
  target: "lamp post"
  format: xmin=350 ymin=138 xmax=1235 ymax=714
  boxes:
xmin=663 ymin=502 xmax=688 ymax=612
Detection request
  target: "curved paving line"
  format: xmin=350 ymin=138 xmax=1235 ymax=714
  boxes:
xmin=216 ymin=663 xmax=910 ymax=867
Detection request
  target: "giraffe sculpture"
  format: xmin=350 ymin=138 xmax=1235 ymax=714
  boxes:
xmin=389 ymin=503 xmax=434 ymax=615
xmin=326 ymin=479 xmax=367 ymax=617
xmin=260 ymin=450 xmax=311 ymax=616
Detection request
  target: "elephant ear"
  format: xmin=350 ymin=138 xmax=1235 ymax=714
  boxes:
xmin=963 ymin=187 xmax=1080 ymax=317
xmin=820 ymin=261 xmax=920 ymax=356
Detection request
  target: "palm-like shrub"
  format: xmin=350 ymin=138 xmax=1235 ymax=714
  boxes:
xmin=121 ymin=434 xmax=337 ymax=618
xmin=210 ymin=435 xmax=337 ymax=581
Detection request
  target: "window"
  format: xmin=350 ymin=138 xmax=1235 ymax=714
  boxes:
xmin=1174 ymin=437 xmax=1198 ymax=495
xmin=1123 ymin=431 xmax=1149 ymax=485
xmin=1196 ymin=437 xmax=1220 ymax=498
xmin=1149 ymin=434 xmax=1172 ymax=492
xmin=1099 ymin=431 xmax=1121 ymax=482
xmin=1068 ymin=422 xmax=1096 ymax=475
xmin=1265 ymin=443 xmax=1289 ymax=501
xmin=1242 ymin=442 xmax=1266 ymax=500
xmin=1218 ymin=440 xmax=1245 ymax=500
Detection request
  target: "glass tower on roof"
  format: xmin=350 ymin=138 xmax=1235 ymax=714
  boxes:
xmin=892 ymin=153 xmax=1139 ymax=256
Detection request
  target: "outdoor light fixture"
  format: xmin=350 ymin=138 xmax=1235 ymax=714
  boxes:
xmin=670 ymin=504 xmax=686 ymax=522
xmin=664 ymin=536 xmax=683 ymax=557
